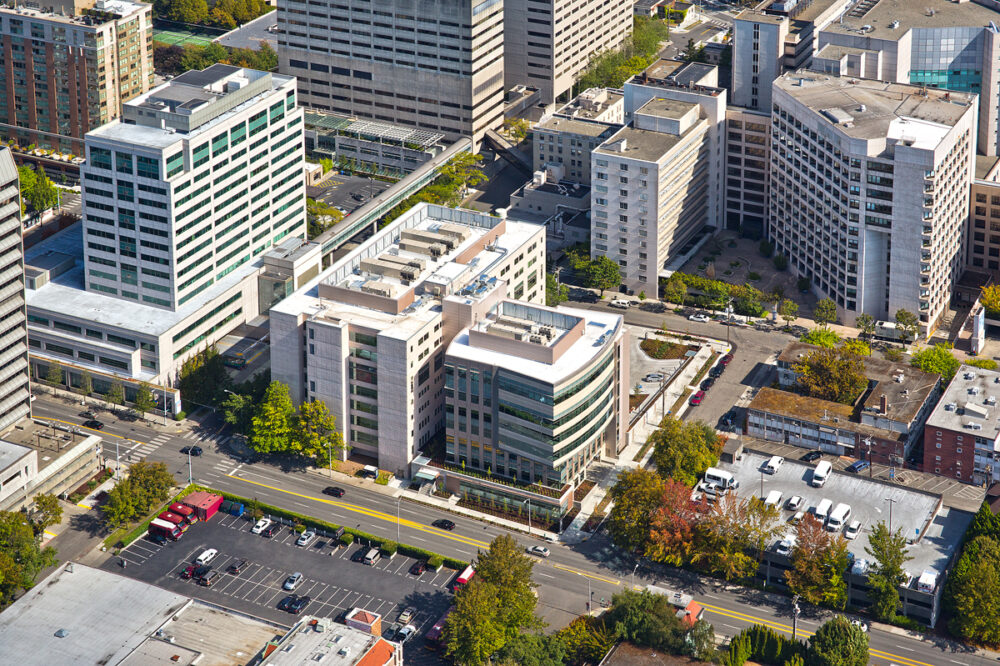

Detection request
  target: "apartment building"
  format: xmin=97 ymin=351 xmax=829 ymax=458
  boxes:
xmin=969 ymin=156 xmax=1000 ymax=276
xmin=503 ymin=0 xmax=632 ymax=104
xmin=276 ymin=0 xmax=505 ymax=146
xmin=444 ymin=301 xmax=628 ymax=490
xmin=769 ymin=72 xmax=976 ymax=334
xmin=533 ymin=117 xmax=620 ymax=185
xmin=924 ymin=364 xmax=1000 ymax=485
xmin=269 ymin=204 xmax=546 ymax=478
xmin=0 ymin=148 xmax=30 ymax=431
xmin=0 ymin=0 xmax=154 ymax=155
xmin=724 ymin=107 xmax=770 ymax=234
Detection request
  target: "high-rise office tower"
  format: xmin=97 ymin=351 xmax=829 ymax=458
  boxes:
xmin=80 ymin=65 xmax=306 ymax=311
xmin=0 ymin=0 xmax=154 ymax=154
xmin=276 ymin=0 xmax=505 ymax=146
xmin=0 ymin=147 xmax=31 ymax=431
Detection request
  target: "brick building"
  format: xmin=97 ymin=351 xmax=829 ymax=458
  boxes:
xmin=924 ymin=364 xmax=1000 ymax=485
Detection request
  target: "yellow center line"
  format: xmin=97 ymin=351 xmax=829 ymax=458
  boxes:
xmin=551 ymin=563 xmax=622 ymax=585
xmin=45 ymin=416 xmax=149 ymax=445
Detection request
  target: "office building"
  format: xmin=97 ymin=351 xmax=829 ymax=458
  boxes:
xmin=0 ymin=0 xmax=154 ymax=155
xmin=924 ymin=364 xmax=1000 ymax=485
xmin=769 ymin=72 xmax=976 ymax=334
xmin=276 ymin=0 xmax=505 ymax=146
xmin=970 ymin=156 xmax=1000 ymax=276
xmin=80 ymin=64 xmax=305 ymax=310
xmin=261 ymin=616 xmax=401 ymax=666
xmin=724 ymin=107 xmax=771 ymax=234
xmin=503 ymin=0 xmax=632 ymax=104
xmin=0 ymin=147 xmax=30 ymax=432
xmin=444 ymin=300 xmax=628 ymax=490
xmin=270 ymin=203 xmax=546 ymax=478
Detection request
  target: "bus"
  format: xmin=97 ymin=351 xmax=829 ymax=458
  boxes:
xmin=424 ymin=606 xmax=454 ymax=650
xmin=148 ymin=518 xmax=182 ymax=540
xmin=451 ymin=565 xmax=475 ymax=592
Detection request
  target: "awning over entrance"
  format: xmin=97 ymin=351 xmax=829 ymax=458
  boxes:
xmin=414 ymin=469 xmax=440 ymax=484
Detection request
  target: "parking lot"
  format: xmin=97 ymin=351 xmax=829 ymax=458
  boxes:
xmin=308 ymin=174 xmax=392 ymax=215
xmin=108 ymin=512 xmax=455 ymax=664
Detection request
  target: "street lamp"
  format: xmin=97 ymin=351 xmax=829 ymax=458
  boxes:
xmin=631 ymin=562 xmax=640 ymax=590
xmin=884 ymin=497 xmax=898 ymax=533
xmin=187 ymin=447 xmax=193 ymax=485
xmin=792 ymin=595 xmax=801 ymax=640
xmin=759 ymin=469 xmax=764 ymax=498
xmin=864 ymin=436 xmax=874 ymax=479
xmin=523 ymin=498 xmax=532 ymax=536
xmin=115 ymin=438 xmax=121 ymax=481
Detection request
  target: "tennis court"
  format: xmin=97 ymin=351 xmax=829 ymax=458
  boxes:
xmin=153 ymin=28 xmax=217 ymax=47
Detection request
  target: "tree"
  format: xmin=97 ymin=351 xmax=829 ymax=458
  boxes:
xmin=606 ymin=468 xmax=663 ymax=552
xmin=154 ymin=44 xmax=186 ymax=74
xmin=786 ymin=514 xmax=850 ymax=608
xmin=126 ymin=461 xmax=175 ymax=514
xmin=495 ymin=633 xmax=566 ymax=666
xmin=646 ymin=478 xmax=707 ymax=565
xmin=167 ymin=0 xmax=209 ymax=23
xmin=437 ymin=152 xmax=487 ymax=204
xmin=841 ymin=338 xmax=870 ymax=357
xmin=807 ymin=616 xmax=869 ymax=666
xmin=250 ymin=381 xmax=295 ymax=454
xmin=865 ymin=521 xmax=913 ymax=621
xmin=29 ymin=166 xmax=59 ymax=211
xmin=107 ymin=381 xmax=125 ymax=412
xmin=306 ymin=197 xmax=344 ymax=238
xmin=663 ymin=275 xmax=687 ymax=305
xmin=586 ymin=256 xmax=622 ymax=297
xmin=604 ymin=589 xmax=686 ymax=652
xmin=799 ymin=327 xmax=840 ymax=348
xmin=793 ymin=347 xmax=867 ymax=404
xmin=44 ymin=361 xmax=63 ymax=388
xmin=894 ymin=309 xmax=919 ymax=343
xmin=910 ymin=344 xmax=960 ymax=381
xmin=981 ymin=284 xmax=1000 ymax=317
xmin=773 ymin=253 xmax=789 ymax=271
xmin=696 ymin=493 xmax=781 ymax=581
xmin=134 ymin=382 xmax=156 ymax=418
xmin=102 ymin=483 xmax=137 ymax=529
xmin=293 ymin=399 xmax=345 ymax=464
xmin=178 ymin=346 xmax=231 ymax=408
xmin=649 ymin=417 xmax=720 ymax=486
xmin=222 ymin=391 xmax=255 ymax=435
xmin=444 ymin=579 xmax=507 ymax=666
xmin=968 ymin=358 xmax=999 ymax=370
xmin=758 ymin=239 xmax=774 ymax=257
xmin=685 ymin=619 xmax=716 ymax=661
xmin=946 ymin=535 xmax=1000 ymax=643
xmin=779 ymin=299 xmax=799 ymax=326
xmin=474 ymin=534 xmax=539 ymax=642
xmin=813 ymin=298 xmax=837 ymax=327
xmin=79 ymin=370 xmax=93 ymax=403
xmin=0 ymin=510 xmax=57 ymax=604
xmin=545 ymin=272 xmax=568 ymax=307
xmin=502 ymin=118 xmax=530 ymax=142
xmin=557 ymin=616 xmax=615 ymax=665
xmin=30 ymin=494 xmax=63 ymax=534
xmin=682 ymin=38 xmax=706 ymax=62
xmin=856 ymin=313 xmax=875 ymax=345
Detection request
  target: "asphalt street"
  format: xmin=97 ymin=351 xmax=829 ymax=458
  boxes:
xmin=31 ymin=373 xmax=990 ymax=665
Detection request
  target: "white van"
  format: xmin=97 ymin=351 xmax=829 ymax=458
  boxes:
xmin=811 ymin=461 xmax=832 ymax=487
xmin=826 ymin=503 xmax=852 ymax=532
xmin=763 ymin=455 xmax=784 ymax=474
xmin=195 ymin=548 xmax=218 ymax=565
xmin=814 ymin=499 xmax=833 ymax=523
xmin=610 ymin=299 xmax=631 ymax=309
xmin=763 ymin=490 xmax=783 ymax=507
xmin=363 ymin=547 xmax=381 ymax=566
xmin=704 ymin=467 xmax=740 ymax=490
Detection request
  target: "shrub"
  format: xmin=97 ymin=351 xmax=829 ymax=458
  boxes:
xmin=885 ymin=347 xmax=904 ymax=362
xmin=375 ymin=471 xmax=391 ymax=485
xmin=173 ymin=411 xmax=187 ymax=421
xmin=294 ymin=523 xmax=307 ymax=533
xmin=748 ymin=272 xmax=761 ymax=281
xmin=759 ymin=239 xmax=774 ymax=257
xmin=381 ymin=540 xmax=398 ymax=556
xmin=773 ymin=253 xmax=789 ymax=271
xmin=428 ymin=555 xmax=444 ymax=569
xmin=340 ymin=532 xmax=354 ymax=546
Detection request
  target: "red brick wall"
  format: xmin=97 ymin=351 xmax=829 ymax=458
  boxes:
xmin=923 ymin=425 xmax=975 ymax=483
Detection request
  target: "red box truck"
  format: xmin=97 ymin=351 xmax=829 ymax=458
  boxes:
xmin=182 ymin=492 xmax=224 ymax=521
xmin=158 ymin=511 xmax=190 ymax=533
xmin=169 ymin=502 xmax=198 ymax=525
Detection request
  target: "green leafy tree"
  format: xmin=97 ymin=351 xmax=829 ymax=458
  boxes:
xmin=604 ymin=589 xmax=686 ymax=652
xmin=29 ymin=166 xmax=59 ymax=211
xmin=556 ymin=616 xmax=615 ymax=665
xmin=0 ymin=510 xmax=57 ymax=603
xmin=444 ymin=578 xmax=507 ymax=666
xmin=894 ymin=308 xmax=919 ymax=343
xmin=841 ymin=338 xmax=870 ymax=357
xmin=793 ymin=347 xmax=867 ymax=404
xmin=786 ymin=514 xmax=850 ymax=608
xmin=167 ymin=0 xmax=209 ymax=24
xmin=649 ymin=417 xmax=720 ymax=486
xmin=807 ymin=616 xmax=869 ymax=666
xmin=813 ymin=298 xmax=838 ymax=327
xmin=865 ymin=521 xmax=913 ymax=621
xmin=909 ymin=343 xmax=960 ymax=381
xmin=981 ymin=284 xmax=1000 ymax=317
xmin=682 ymin=38 xmax=706 ymax=62
xmin=126 ymin=461 xmax=175 ymax=515
xmin=102 ymin=481 xmax=137 ymax=529
xmin=945 ymin=535 xmax=1000 ymax=643
xmin=134 ymin=382 xmax=156 ymax=417
xmin=758 ymin=239 xmax=774 ymax=257
xmin=222 ymin=391 xmax=255 ymax=435
xmin=294 ymin=399 xmax=345 ymax=465
xmin=773 ymin=253 xmax=789 ymax=271
xmin=663 ymin=275 xmax=687 ymax=304
xmin=696 ymin=493 xmax=780 ymax=581
xmin=44 ymin=361 xmax=63 ymax=388
xmin=30 ymin=494 xmax=63 ymax=534
xmin=502 ymin=118 xmax=530 ymax=142
xmin=779 ymin=299 xmax=799 ymax=326
xmin=855 ymin=313 xmax=876 ymax=345
xmin=586 ymin=256 xmax=622 ymax=297
xmin=799 ymin=327 xmax=840 ymax=348
xmin=968 ymin=358 xmax=999 ymax=370
xmin=178 ymin=346 xmax=231 ymax=408
xmin=473 ymin=534 xmax=540 ymax=642
xmin=495 ymin=633 xmax=566 ymax=666
xmin=685 ymin=619 xmax=716 ymax=661
xmin=107 ymin=381 xmax=125 ymax=412
xmin=606 ymin=468 xmax=663 ymax=552
xmin=79 ymin=370 xmax=93 ymax=402
xmin=250 ymin=381 xmax=295 ymax=454
xmin=16 ymin=165 xmax=35 ymax=215
xmin=306 ymin=197 xmax=344 ymax=238
xmin=545 ymin=272 xmax=568 ymax=306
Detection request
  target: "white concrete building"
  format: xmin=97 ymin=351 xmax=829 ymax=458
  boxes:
xmin=503 ymin=0 xmax=632 ymax=104
xmin=270 ymin=203 xmax=546 ymax=477
xmin=277 ymin=0 xmax=505 ymax=146
xmin=769 ymin=72 xmax=976 ymax=334
xmin=0 ymin=148 xmax=30 ymax=431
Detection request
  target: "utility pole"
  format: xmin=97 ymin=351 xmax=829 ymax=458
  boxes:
xmin=885 ymin=497 xmax=897 ymax=533
xmin=792 ymin=595 xmax=801 ymax=640
xmin=187 ymin=448 xmax=193 ymax=485
xmin=865 ymin=436 xmax=873 ymax=478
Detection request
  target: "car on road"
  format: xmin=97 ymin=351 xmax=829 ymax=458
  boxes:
xmin=432 ymin=519 xmax=456 ymax=531
xmin=609 ymin=299 xmax=630 ymax=309
xmin=283 ymin=572 xmax=304 ymax=590
xmin=801 ymin=450 xmax=823 ymax=463
xmin=82 ymin=419 xmax=104 ymax=430
xmin=195 ymin=548 xmax=218 ymax=565
xmin=720 ymin=353 xmax=734 ymax=366
xmin=644 ymin=372 xmax=665 ymax=382
xmin=228 ymin=558 xmax=249 ymax=574
xmin=322 ymin=486 xmax=345 ymax=497
xmin=700 ymin=377 xmax=715 ymax=391
xmin=409 ymin=561 xmax=427 ymax=576
xmin=251 ymin=518 xmax=272 ymax=534
xmin=845 ymin=520 xmax=862 ymax=540
xmin=81 ymin=410 xmax=97 ymax=420
xmin=262 ymin=524 xmax=281 ymax=539
xmin=296 ymin=530 xmax=317 ymax=547
xmin=689 ymin=391 xmax=705 ymax=406
xmin=398 ymin=607 xmax=416 ymax=624
xmin=846 ymin=460 xmax=870 ymax=474
xmin=526 ymin=545 xmax=550 ymax=558
xmin=180 ymin=446 xmax=203 ymax=456
xmin=849 ymin=618 xmax=869 ymax=633
xmin=200 ymin=571 xmax=220 ymax=587
xmin=688 ymin=313 xmax=711 ymax=323
xmin=395 ymin=624 xmax=417 ymax=643
xmin=786 ymin=496 xmax=804 ymax=511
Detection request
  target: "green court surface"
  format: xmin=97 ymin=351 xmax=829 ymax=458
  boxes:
xmin=153 ymin=29 xmax=216 ymax=47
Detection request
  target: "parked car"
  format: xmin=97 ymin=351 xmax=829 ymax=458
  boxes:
xmin=283 ymin=572 xmax=304 ymax=591
xmin=262 ymin=524 xmax=281 ymax=539
xmin=228 ymin=558 xmax=249 ymax=574
xmin=720 ymin=353 xmax=734 ymax=366
xmin=789 ymin=511 xmax=805 ymax=525
xmin=251 ymin=518 xmax=272 ymax=534
xmin=180 ymin=565 xmax=197 ymax=579
xmin=644 ymin=372 xmax=665 ymax=382
xmin=689 ymin=391 xmax=705 ymax=406
xmin=395 ymin=624 xmax=417 ymax=643
xmin=322 ymin=486 xmax=345 ymax=497
xmin=148 ymin=532 xmax=168 ymax=545
xmin=786 ymin=495 xmax=804 ymax=511
xmin=200 ymin=571 xmax=220 ymax=587
xmin=775 ymin=538 xmax=794 ymax=556
xmin=296 ymin=530 xmax=317 ymax=547
xmin=278 ymin=595 xmax=299 ymax=611
xmin=801 ymin=450 xmax=823 ymax=462
xmin=526 ymin=545 xmax=551 ymax=558
xmin=409 ymin=561 xmax=427 ymax=576
xmin=432 ymin=519 xmax=456 ymax=531
xmin=846 ymin=460 xmax=870 ymax=474
xmin=850 ymin=618 xmax=869 ymax=633
xmin=845 ymin=520 xmax=862 ymax=540
xmin=193 ymin=564 xmax=212 ymax=579
xmin=398 ymin=607 xmax=416 ymax=624
xmin=708 ymin=366 xmax=724 ymax=378
xmin=195 ymin=548 xmax=218 ymax=565
xmin=610 ymin=299 xmax=630 ymax=309
xmin=82 ymin=420 xmax=104 ymax=430
xmin=289 ymin=596 xmax=311 ymax=614
xmin=688 ymin=313 xmax=711 ymax=323
xmin=700 ymin=377 xmax=716 ymax=391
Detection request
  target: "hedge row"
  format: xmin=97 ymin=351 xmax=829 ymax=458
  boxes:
xmin=196 ymin=486 xmax=468 ymax=570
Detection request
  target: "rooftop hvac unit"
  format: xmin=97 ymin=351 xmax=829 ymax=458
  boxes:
xmin=529 ymin=334 xmax=544 ymax=344
xmin=361 ymin=281 xmax=394 ymax=298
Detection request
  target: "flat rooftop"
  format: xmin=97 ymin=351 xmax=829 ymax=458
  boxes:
xmin=556 ymin=88 xmax=623 ymax=120
xmin=722 ymin=452 xmax=971 ymax=577
xmin=636 ymin=97 xmax=699 ymax=120
xmin=0 ymin=0 xmax=146 ymax=26
xmin=214 ymin=11 xmax=278 ymax=50
xmin=643 ymin=59 xmax=718 ymax=87
xmin=305 ymin=111 xmax=445 ymax=148
xmin=814 ymin=43 xmax=879 ymax=60
xmin=926 ymin=364 xmax=1000 ymax=443
xmin=535 ymin=115 xmax=620 ymax=138
xmin=774 ymin=71 xmax=976 ymax=144
xmin=595 ymin=118 xmax=700 ymax=162
xmin=260 ymin=616 xmax=395 ymax=666
xmin=0 ymin=439 xmax=31 ymax=473
xmin=823 ymin=0 xmax=1000 ymax=39
xmin=977 ymin=155 xmax=1000 ymax=181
